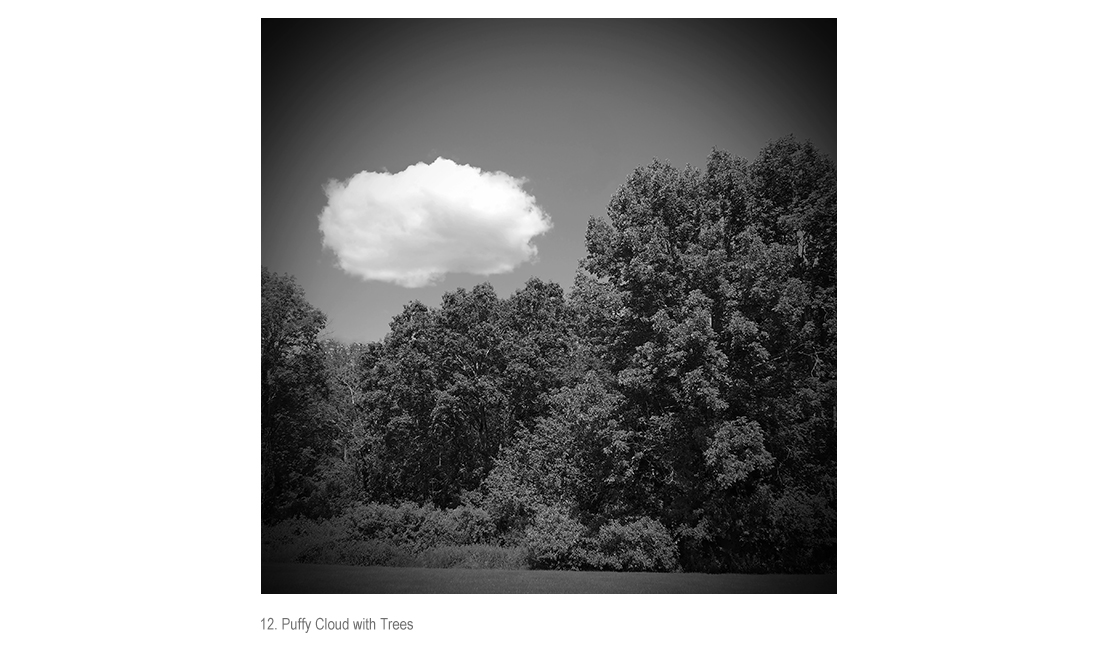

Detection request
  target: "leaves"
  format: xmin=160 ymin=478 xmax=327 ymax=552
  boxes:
xmin=263 ymin=136 xmax=836 ymax=573
xmin=704 ymin=418 xmax=775 ymax=489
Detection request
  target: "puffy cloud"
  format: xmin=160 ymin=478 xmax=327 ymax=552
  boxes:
xmin=318 ymin=157 xmax=552 ymax=287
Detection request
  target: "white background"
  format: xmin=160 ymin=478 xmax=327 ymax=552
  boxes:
xmin=3 ymin=2 xmax=1092 ymax=646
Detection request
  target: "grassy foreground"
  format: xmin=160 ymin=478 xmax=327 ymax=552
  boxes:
xmin=263 ymin=563 xmax=836 ymax=594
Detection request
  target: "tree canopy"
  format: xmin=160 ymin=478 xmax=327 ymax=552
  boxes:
xmin=261 ymin=136 xmax=836 ymax=573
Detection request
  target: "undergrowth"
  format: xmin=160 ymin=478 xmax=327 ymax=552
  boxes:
xmin=262 ymin=500 xmax=686 ymax=572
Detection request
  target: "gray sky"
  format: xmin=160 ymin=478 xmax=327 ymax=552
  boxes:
xmin=263 ymin=19 xmax=835 ymax=343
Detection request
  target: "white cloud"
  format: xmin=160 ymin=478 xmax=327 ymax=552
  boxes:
xmin=318 ymin=157 xmax=552 ymax=287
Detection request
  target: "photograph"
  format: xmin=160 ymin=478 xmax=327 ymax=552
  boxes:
xmin=10 ymin=4 xmax=1092 ymax=645
xmin=261 ymin=18 xmax=836 ymax=594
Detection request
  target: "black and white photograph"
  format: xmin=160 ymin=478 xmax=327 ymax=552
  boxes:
xmin=261 ymin=18 xmax=837 ymax=594
xmin=8 ymin=2 xmax=1094 ymax=645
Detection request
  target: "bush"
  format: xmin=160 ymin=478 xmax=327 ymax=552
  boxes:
xmin=580 ymin=517 xmax=680 ymax=572
xmin=524 ymin=505 xmax=587 ymax=570
xmin=262 ymin=516 xmax=352 ymax=563
xmin=420 ymin=504 xmax=494 ymax=547
xmin=341 ymin=501 xmax=496 ymax=552
xmin=481 ymin=445 xmax=544 ymax=533
xmin=266 ymin=500 xmax=533 ymax=570
xmin=298 ymin=539 xmax=421 ymax=567
xmin=419 ymin=544 xmax=528 ymax=570
xmin=674 ymin=520 xmax=730 ymax=573
xmin=771 ymin=488 xmax=836 ymax=573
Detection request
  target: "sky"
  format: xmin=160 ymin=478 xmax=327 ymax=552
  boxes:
xmin=262 ymin=19 xmax=836 ymax=343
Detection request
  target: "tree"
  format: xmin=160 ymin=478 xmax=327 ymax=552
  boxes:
xmin=261 ymin=267 xmax=329 ymax=519
xmin=577 ymin=136 xmax=836 ymax=571
xmin=261 ymin=135 xmax=836 ymax=573
xmin=311 ymin=339 xmax=380 ymax=511
xmin=498 ymin=277 xmax=573 ymax=425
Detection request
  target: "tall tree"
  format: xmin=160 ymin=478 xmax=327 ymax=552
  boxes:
xmin=578 ymin=136 xmax=836 ymax=571
xmin=261 ymin=267 xmax=329 ymax=519
xmin=498 ymin=277 xmax=573 ymax=425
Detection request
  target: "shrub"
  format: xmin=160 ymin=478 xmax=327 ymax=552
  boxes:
xmin=674 ymin=520 xmax=728 ymax=573
xmin=481 ymin=447 xmax=544 ymax=533
xmin=771 ymin=488 xmax=836 ymax=573
xmin=420 ymin=504 xmax=494 ymax=547
xmin=297 ymin=539 xmax=421 ymax=567
xmin=419 ymin=544 xmax=528 ymax=570
xmin=267 ymin=500 xmax=517 ymax=569
xmin=524 ymin=505 xmax=587 ymax=570
xmin=262 ymin=516 xmax=353 ymax=563
xmin=581 ymin=517 xmax=680 ymax=572
xmin=341 ymin=501 xmax=496 ymax=552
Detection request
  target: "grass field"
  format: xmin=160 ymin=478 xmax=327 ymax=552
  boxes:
xmin=263 ymin=563 xmax=836 ymax=594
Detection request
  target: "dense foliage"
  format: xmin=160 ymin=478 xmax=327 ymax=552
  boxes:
xmin=261 ymin=136 xmax=836 ymax=573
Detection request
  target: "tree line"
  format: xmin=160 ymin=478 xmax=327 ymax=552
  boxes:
xmin=262 ymin=136 xmax=836 ymax=573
